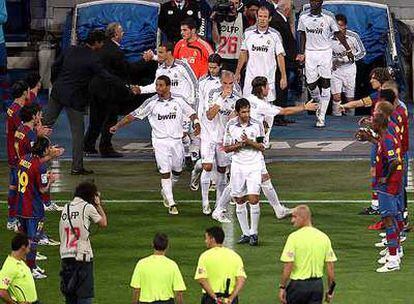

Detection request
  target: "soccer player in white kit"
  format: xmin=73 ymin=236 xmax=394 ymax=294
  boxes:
xmin=110 ymin=76 xmax=201 ymax=215
xmin=199 ymin=71 xmax=241 ymax=215
xmin=212 ymin=76 xmax=317 ymax=223
xmin=135 ymin=42 xmax=197 ymax=106
xmin=297 ymin=0 xmax=354 ymax=127
xmin=235 ymin=5 xmax=287 ymax=109
xmin=331 ymin=14 xmax=366 ymax=116
xmin=223 ymin=98 xmax=265 ymax=246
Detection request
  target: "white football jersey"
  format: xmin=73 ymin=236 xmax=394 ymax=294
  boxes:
xmin=332 ymin=30 xmax=366 ymax=67
xmin=131 ymin=94 xmax=195 ymax=139
xmin=247 ymin=94 xmax=282 ymax=124
xmin=297 ymin=10 xmax=339 ymax=51
xmin=241 ymin=26 xmax=285 ymax=85
xmin=203 ymin=87 xmax=241 ymax=143
xmin=141 ymin=59 xmax=198 ymax=106
xmin=224 ymin=117 xmax=265 ymax=167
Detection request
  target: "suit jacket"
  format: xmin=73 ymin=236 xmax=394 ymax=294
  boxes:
xmin=51 ymin=45 xmax=122 ymax=112
xmin=99 ymin=40 xmax=130 ymax=81
xmin=270 ymin=10 xmax=296 ymax=65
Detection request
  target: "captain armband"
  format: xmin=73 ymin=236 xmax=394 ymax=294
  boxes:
xmin=361 ymin=96 xmax=373 ymax=107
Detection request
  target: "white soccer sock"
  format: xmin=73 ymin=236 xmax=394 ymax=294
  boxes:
xmin=319 ymin=88 xmax=331 ymax=121
xmin=161 ymin=178 xmax=175 ymax=207
xmin=308 ymin=87 xmax=321 ymax=101
xmin=216 ymin=172 xmax=227 ymax=204
xmin=171 ymin=174 xmax=180 ymax=187
xmin=193 ymin=159 xmax=203 ymax=173
xmin=249 ymin=203 xmax=261 ymax=235
xmin=261 ymin=179 xmax=283 ymax=216
xmin=214 ymin=184 xmax=231 ymax=212
xmin=200 ymin=170 xmax=211 ymax=207
xmin=182 ymin=135 xmax=191 ymax=157
xmin=236 ymin=203 xmax=250 ymax=236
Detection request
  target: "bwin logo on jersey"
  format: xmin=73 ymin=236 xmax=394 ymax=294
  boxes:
xmin=306 ymin=27 xmax=323 ymax=34
xmin=252 ymin=44 xmax=269 ymax=52
xmin=219 ymin=109 xmax=232 ymax=116
xmin=171 ymin=79 xmax=179 ymax=86
xmin=158 ymin=112 xmax=177 ymax=120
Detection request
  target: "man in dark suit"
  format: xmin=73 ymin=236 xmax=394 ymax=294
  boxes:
xmin=269 ymin=1 xmax=297 ymax=125
xmin=84 ymin=22 xmax=134 ymax=158
xmin=44 ymin=30 xmax=126 ymax=175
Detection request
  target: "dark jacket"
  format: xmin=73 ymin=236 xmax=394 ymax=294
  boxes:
xmin=98 ymin=39 xmax=130 ymax=81
xmin=51 ymin=45 xmax=122 ymax=112
xmin=270 ymin=10 xmax=297 ymax=65
xmin=158 ymin=0 xmax=201 ymax=43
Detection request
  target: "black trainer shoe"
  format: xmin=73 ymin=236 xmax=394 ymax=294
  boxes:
xmin=359 ymin=206 xmax=379 ymax=215
xmin=237 ymin=235 xmax=250 ymax=244
xmin=249 ymin=234 xmax=259 ymax=246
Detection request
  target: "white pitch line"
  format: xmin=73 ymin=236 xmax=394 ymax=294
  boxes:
xmin=0 ymin=199 xmax=413 ymax=204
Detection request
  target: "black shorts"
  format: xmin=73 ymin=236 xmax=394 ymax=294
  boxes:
xmin=286 ymin=278 xmax=323 ymax=304
xmin=60 ymin=258 xmax=94 ymax=299
xmin=201 ymin=294 xmax=239 ymax=304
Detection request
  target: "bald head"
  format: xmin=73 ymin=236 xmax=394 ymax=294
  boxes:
xmin=291 ymin=205 xmax=312 ymax=228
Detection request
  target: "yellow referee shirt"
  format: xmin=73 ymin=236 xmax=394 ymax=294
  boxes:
xmin=130 ymin=255 xmax=186 ymax=302
xmin=194 ymin=247 xmax=246 ymax=294
xmin=280 ymin=226 xmax=337 ymax=280
xmin=0 ymin=255 xmax=38 ymax=302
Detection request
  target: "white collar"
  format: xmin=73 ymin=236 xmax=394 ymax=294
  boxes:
xmin=111 ymin=39 xmax=120 ymax=47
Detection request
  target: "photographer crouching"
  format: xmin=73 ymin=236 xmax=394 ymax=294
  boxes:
xmin=211 ymin=0 xmax=248 ymax=72
xmin=59 ymin=181 xmax=108 ymax=304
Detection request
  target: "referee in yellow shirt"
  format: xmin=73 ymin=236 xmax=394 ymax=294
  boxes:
xmin=130 ymin=233 xmax=186 ymax=304
xmin=278 ymin=205 xmax=337 ymax=304
xmin=0 ymin=234 xmax=40 ymax=304
xmin=195 ymin=226 xmax=246 ymax=304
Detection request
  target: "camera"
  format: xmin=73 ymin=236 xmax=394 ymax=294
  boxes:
xmin=212 ymin=0 xmax=237 ymax=23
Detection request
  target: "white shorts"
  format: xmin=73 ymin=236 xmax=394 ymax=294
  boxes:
xmin=152 ymin=138 xmax=184 ymax=174
xmin=230 ymin=164 xmax=261 ymax=197
xmin=200 ymin=139 xmax=230 ymax=168
xmin=331 ymin=64 xmax=356 ymax=97
xmin=305 ymin=49 xmax=332 ymax=84
xmin=261 ymin=159 xmax=268 ymax=175
xmin=244 ymin=76 xmax=276 ymax=101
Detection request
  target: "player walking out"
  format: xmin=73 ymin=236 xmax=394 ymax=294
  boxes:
xmin=223 ymin=98 xmax=265 ymax=246
xmin=297 ymin=0 xmax=353 ymax=127
xmin=110 ymin=76 xmax=201 ymax=215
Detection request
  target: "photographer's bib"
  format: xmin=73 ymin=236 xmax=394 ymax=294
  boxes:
xmin=216 ymin=13 xmax=244 ymax=60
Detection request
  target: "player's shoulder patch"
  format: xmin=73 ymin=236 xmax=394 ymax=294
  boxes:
xmin=346 ymin=30 xmax=361 ymax=40
xmin=208 ymin=87 xmax=222 ymax=98
xmin=227 ymin=117 xmax=239 ymax=126
xmin=245 ymin=25 xmax=256 ymax=33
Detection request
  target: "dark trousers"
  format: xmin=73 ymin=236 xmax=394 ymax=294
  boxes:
xmin=275 ymin=64 xmax=298 ymax=117
xmin=221 ymin=59 xmax=238 ymax=73
xmin=43 ymin=95 xmax=85 ymax=171
xmin=286 ymin=278 xmax=323 ymax=304
xmin=60 ymin=258 xmax=94 ymax=303
xmin=140 ymin=299 xmax=174 ymax=304
xmin=201 ymin=294 xmax=239 ymax=304
xmin=84 ymin=96 xmax=118 ymax=151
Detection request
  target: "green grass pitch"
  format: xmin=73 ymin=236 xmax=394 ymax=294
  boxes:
xmin=0 ymin=160 xmax=413 ymax=303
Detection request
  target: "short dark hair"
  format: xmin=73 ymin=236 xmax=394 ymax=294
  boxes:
xmin=369 ymin=67 xmax=393 ymax=84
xmin=25 ymin=72 xmax=41 ymax=89
xmin=74 ymin=180 xmax=98 ymax=204
xmin=245 ymin=0 xmax=260 ymax=8
xmin=157 ymin=75 xmax=171 ymax=86
xmin=379 ymin=89 xmax=397 ymax=104
xmin=206 ymin=226 xmax=225 ymax=244
xmin=12 ymin=233 xmax=29 ymax=251
xmin=12 ymin=80 xmax=29 ymax=99
xmin=159 ymin=41 xmax=175 ymax=53
xmin=251 ymin=76 xmax=267 ymax=98
xmin=257 ymin=5 xmax=271 ymax=16
xmin=235 ymin=98 xmax=250 ymax=112
xmin=153 ymin=233 xmax=169 ymax=251
xmin=335 ymin=14 xmax=347 ymax=25
xmin=180 ymin=18 xmax=196 ymax=30
xmin=20 ymin=104 xmax=41 ymax=123
xmin=86 ymin=29 xmax=106 ymax=45
xmin=208 ymin=53 xmax=222 ymax=65
xmin=32 ymin=136 xmax=50 ymax=156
